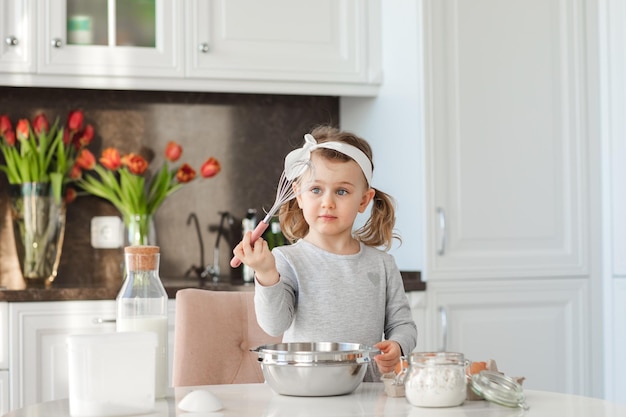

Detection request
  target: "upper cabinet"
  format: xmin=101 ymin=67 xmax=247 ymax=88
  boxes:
xmin=0 ymin=0 xmax=35 ymax=73
xmin=39 ymin=0 xmax=183 ymax=77
xmin=0 ymin=0 xmax=381 ymax=96
xmin=423 ymin=0 xmax=592 ymax=280
xmin=186 ymin=0 xmax=381 ymax=94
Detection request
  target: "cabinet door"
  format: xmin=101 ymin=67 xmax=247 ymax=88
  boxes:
xmin=0 ymin=302 xmax=7 ymax=415
xmin=9 ymin=299 xmax=177 ymax=409
xmin=0 ymin=302 xmax=7 ymax=371
xmin=0 ymin=0 xmax=35 ymax=73
xmin=426 ymin=279 xmax=589 ymax=395
xmin=423 ymin=0 xmax=590 ymax=279
xmin=0 ymin=370 xmax=8 ymax=416
xmin=9 ymin=300 xmax=117 ymax=408
xmin=186 ymin=0 xmax=381 ymax=87
xmin=38 ymin=0 xmax=182 ymax=77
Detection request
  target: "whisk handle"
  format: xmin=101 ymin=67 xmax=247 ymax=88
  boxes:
xmin=229 ymin=221 xmax=270 ymax=268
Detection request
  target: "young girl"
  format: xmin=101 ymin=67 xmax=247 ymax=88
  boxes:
xmin=233 ymin=125 xmax=417 ymax=377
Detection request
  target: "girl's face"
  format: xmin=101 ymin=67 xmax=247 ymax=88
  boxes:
xmin=296 ymin=152 xmax=374 ymax=241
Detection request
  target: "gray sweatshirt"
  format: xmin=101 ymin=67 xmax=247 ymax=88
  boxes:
xmin=254 ymin=239 xmax=418 ymax=358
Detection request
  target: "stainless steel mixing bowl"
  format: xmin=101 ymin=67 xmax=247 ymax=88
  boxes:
xmin=252 ymin=342 xmax=379 ymax=397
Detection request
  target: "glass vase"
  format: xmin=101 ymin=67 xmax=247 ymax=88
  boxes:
xmin=124 ymin=214 xmax=156 ymax=247
xmin=9 ymin=183 xmax=66 ymax=287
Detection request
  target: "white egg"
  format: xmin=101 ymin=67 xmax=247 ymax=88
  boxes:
xmin=178 ymin=389 xmax=224 ymax=412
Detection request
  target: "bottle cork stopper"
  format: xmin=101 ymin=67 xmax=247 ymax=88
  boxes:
xmin=125 ymin=246 xmax=160 ymax=271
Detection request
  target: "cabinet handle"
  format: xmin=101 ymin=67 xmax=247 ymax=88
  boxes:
xmin=92 ymin=317 xmax=116 ymax=324
xmin=198 ymin=43 xmax=210 ymax=53
xmin=51 ymin=38 xmax=63 ymax=48
xmin=5 ymin=36 xmax=18 ymax=46
xmin=436 ymin=207 xmax=446 ymax=255
xmin=438 ymin=306 xmax=447 ymax=352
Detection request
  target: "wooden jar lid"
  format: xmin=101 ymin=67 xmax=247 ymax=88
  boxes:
xmin=124 ymin=246 xmax=160 ymax=270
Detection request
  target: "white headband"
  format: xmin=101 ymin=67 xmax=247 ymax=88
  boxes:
xmin=284 ymin=133 xmax=373 ymax=186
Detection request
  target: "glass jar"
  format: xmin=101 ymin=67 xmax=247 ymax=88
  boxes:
xmin=404 ymin=352 xmax=468 ymax=408
xmin=116 ymin=246 xmax=168 ymax=398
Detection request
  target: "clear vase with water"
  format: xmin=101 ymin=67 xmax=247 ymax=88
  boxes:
xmin=116 ymin=245 xmax=168 ymax=398
xmin=9 ymin=182 xmax=67 ymax=287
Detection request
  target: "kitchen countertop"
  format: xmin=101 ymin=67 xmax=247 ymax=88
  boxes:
xmin=4 ymin=383 xmax=626 ymax=417
xmin=0 ymin=271 xmax=424 ymax=302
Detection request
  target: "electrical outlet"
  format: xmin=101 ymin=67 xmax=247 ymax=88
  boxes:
xmin=90 ymin=216 xmax=123 ymax=249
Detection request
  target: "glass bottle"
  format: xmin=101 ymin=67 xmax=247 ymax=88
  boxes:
xmin=242 ymin=209 xmax=257 ymax=283
xmin=116 ymin=245 xmax=168 ymax=398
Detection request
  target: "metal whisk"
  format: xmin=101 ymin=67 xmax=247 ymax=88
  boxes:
xmin=230 ymin=158 xmax=312 ymax=268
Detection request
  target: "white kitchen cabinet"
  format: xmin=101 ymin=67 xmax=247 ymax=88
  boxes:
xmin=0 ymin=370 xmax=8 ymax=416
xmin=186 ymin=0 xmax=381 ymax=95
xmin=423 ymin=0 xmax=591 ymax=280
xmin=8 ymin=299 xmax=176 ymax=409
xmin=0 ymin=302 xmax=7 ymax=372
xmin=424 ymin=279 xmax=590 ymax=395
xmin=1 ymin=0 xmax=380 ymax=95
xmin=0 ymin=0 xmax=35 ymax=73
xmin=421 ymin=0 xmax=600 ymax=397
xmin=38 ymin=0 xmax=183 ymax=78
xmin=0 ymin=302 xmax=8 ymax=416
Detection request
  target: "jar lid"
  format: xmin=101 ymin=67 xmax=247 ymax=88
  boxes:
xmin=470 ymin=371 xmax=529 ymax=410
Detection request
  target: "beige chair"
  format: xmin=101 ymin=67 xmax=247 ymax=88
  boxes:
xmin=172 ymin=288 xmax=282 ymax=386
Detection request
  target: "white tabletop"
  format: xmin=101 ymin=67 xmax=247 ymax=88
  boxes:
xmin=3 ymin=383 xmax=626 ymax=417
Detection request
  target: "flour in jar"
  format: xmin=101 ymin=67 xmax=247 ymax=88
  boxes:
xmin=405 ymin=363 xmax=467 ymax=407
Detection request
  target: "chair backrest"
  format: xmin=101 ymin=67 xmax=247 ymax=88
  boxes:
xmin=172 ymin=288 xmax=282 ymax=386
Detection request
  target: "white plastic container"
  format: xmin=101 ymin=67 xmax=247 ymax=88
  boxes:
xmin=67 ymin=332 xmax=157 ymax=417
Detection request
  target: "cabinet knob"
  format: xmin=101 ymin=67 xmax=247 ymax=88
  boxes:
xmin=92 ymin=317 xmax=116 ymax=324
xmin=51 ymin=38 xmax=63 ymax=48
xmin=198 ymin=42 xmax=210 ymax=53
xmin=5 ymin=36 xmax=19 ymax=46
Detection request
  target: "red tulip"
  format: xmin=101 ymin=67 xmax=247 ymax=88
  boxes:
xmin=2 ymin=130 xmax=15 ymax=146
xmin=67 ymin=110 xmax=84 ymax=132
xmin=0 ymin=115 xmax=15 ymax=146
xmin=76 ymin=149 xmax=96 ymax=170
xmin=121 ymin=153 xmax=148 ymax=175
xmin=200 ymin=157 xmax=221 ymax=178
xmin=0 ymin=115 xmax=12 ymax=135
xmin=32 ymin=113 xmax=50 ymax=136
xmin=73 ymin=124 xmax=94 ymax=149
xmin=175 ymin=163 xmax=196 ymax=183
xmin=62 ymin=128 xmax=71 ymax=145
xmin=16 ymin=119 xmax=30 ymax=141
xmin=69 ymin=164 xmax=83 ymax=179
xmin=64 ymin=188 xmax=77 ymax=204
xmin=99 ymin=148 xmax=122 ymax=170
xmin=165 ymin=141 xmax=183 ymax=162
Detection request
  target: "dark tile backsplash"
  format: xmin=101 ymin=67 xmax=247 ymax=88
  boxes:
xmin=0 ymin=86 xmax=339 ymax=290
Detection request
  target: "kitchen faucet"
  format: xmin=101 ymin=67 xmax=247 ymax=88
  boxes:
xmin=203 ymin=210 xmax=234 ymax=282
xmin=184 ymin=211 xmax=234 ymax=285
xmin=184 ymin=213 xmax=205 ymax=284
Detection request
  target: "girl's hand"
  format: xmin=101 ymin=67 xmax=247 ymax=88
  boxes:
xmin=232 ymin=231 xmax=279 ymax=286
xmin=373 ymin=340 xmax=402 ymax=374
